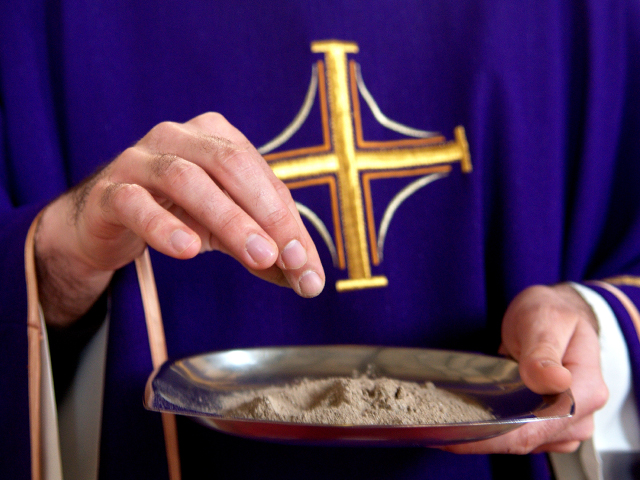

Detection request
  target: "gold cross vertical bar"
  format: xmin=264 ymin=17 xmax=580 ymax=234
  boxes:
xmin=311 ymin=40 xmax=388 ymax=291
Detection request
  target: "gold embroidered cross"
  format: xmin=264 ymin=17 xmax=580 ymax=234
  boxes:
xmin=265 ymin=40 xmax=472 ymax=292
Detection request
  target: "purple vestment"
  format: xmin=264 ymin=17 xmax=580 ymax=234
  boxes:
xmin=1 ymin=1 xmax=639 ymax=478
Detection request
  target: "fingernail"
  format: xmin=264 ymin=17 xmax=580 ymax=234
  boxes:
xmin=299 ymin=270 xmax=324 ymax=297
xmin=245 ymin=234 xmax=277 ymax=265
xmin=170 ymin=229 xmax=196 ymax=253
xmin=281 ymin=239 xmax=307 ymax=270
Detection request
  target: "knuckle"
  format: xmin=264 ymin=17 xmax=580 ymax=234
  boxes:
xmin=194 ymin=112 xmax=250 ymax=147
xmin=512 ymin=438 xmax=535 ymax=455
xmin=120 ymin=145 xmax=139 ymax=158
xmin=144 ymin=121 xmax=182 ymax=152
xmin=261 ymin=203 xmax=293 ymax=231
xmin=100 ymin=183 xmax=142 ymax=213
xmin=510 ymin=428 xmax=547 ymax=455
xmin=216 ymin=207 xmax=246 ymax=232
xmin=208 ymin=145 xmax=263 ymax=191
xmin=148 ymin=154 xmax=202 ymax=192
xmin=99 ymin=182 xmax=126 ymax=212
xmin=200 ymin=134 xmax=241 ymax=159
xmin=149 ymin=121 xmax=179 ymax=140
xmin=520 ymin=438 xmax=541 ymax=455
xmin=198 ymin=111 xmax=227 ymax=125
xmin=148 ymin=153 xmax=180 ymax=179
xmin=102 ymin=183 xmax=165 ymax=235
xmin=273 ymin=179 xmax=295 ymax=203
xmin=168 ymin=161 xmax=200 ymax=191
xmin=138 ymin=209 xmax=166 ymax=237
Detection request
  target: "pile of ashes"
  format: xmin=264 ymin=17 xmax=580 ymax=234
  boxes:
xmin=221 ymin=375 xmax=494 ymax=425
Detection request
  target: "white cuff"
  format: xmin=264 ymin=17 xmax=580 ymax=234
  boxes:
xmin=570 ymin=283 xmax=640 ymax=452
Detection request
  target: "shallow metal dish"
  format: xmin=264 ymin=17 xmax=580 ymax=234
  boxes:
xmin=144 ymin=345 xmax=574 ymax=446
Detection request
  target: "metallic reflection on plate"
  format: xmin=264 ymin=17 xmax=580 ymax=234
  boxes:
xmin=144 ymin=345 xmax=574 ymax=446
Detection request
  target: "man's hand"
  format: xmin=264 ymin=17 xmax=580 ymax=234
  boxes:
xmin=443 ymin=284 xmax=608 ymax=454
xmin=35 ymin=112 xmax=326 ymax=327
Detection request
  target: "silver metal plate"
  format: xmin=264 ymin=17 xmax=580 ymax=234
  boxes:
xmin=144 ymin=345 xmax=574 ymax=446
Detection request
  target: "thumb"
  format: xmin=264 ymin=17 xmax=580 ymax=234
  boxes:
xmin=501 ymin=286 xmax=578 ymax=395
xmin=517 ymin=343 xmax=572 ymax=395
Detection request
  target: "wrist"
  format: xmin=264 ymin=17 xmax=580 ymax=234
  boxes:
xmin=35 ymin=196 xmax=113 ymax=327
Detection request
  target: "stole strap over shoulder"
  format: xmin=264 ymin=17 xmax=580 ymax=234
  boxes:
xmin=25 ymin=215 xmax=181 ymax=480
xmin=25 ymin=211 xmax=44 ymax=480
xmin=135 ymin=248 xmax=182 ymax=480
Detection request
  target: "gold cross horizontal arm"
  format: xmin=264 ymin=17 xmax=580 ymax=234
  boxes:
xmin=269 ymin=154 xmax=339 ymax=182
xmin=355 ymin=126 xmax=471 ymax=173
xmin=270 ymin=127 xmax=472 ymax=182
xmin=269 ymin=126 xmax=470 ymax=181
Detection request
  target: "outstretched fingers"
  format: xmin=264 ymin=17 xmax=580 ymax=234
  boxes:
xmin=100 ymin=113 xmax=325 ymax=297
xmin=136 ymin=114 xmax=325 ymax=297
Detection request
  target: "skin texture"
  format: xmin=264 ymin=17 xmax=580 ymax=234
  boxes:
xmin=34 ymin=113 xmax=608 ymax=455
xmin=35 ymin=112 xmax=326 ymax=327
xmin=442 ymin=284 xmax=608 ymax=454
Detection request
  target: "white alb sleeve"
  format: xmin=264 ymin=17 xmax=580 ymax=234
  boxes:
xmin=571 ymin=283 xmax=640 ymax=452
